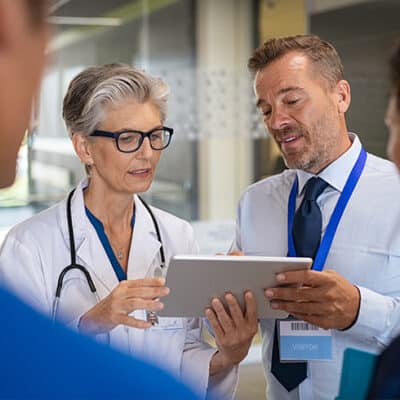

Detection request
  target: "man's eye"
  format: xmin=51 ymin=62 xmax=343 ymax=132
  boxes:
xmin=286 ymin=98 xmax=300 ymax=105
xmin=262 ymin=110 xmax=271 ymax=117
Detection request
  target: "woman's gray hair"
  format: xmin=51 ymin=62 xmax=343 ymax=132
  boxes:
xmin=62 ymin=63 xmax=170 ymax=137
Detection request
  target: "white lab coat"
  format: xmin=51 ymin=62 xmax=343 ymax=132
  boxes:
xmin=0 ymin=180 xmax=238 ymax=399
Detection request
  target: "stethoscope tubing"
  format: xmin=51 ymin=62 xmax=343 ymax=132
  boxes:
xmin=51 ymin=188 xmax=165 ymax=323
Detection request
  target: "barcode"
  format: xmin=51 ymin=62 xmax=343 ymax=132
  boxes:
xmin=290 ymin=322 xmax=319 ymax=331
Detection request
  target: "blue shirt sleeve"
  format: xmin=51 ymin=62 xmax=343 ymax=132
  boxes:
xmin=0 ymin=286 xmax=199 ymax=399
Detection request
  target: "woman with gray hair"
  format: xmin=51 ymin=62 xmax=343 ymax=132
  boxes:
xmin=0 ymin=64 xmax=257 ymax=399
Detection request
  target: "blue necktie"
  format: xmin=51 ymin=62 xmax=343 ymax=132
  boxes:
xmin=292 ymin=177 xmax=329 ymax=259
xmin=271 ymin=177 xmax=328 ymax=391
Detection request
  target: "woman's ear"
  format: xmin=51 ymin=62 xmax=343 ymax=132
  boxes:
xmin=334 ymin=80 xmax=351 ymax=114
xmin=71 ymin=133 xmax=94 ymax=167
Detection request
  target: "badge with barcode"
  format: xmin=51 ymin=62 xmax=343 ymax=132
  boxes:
xmin=278 ymin=319 xmax=333 ymax=362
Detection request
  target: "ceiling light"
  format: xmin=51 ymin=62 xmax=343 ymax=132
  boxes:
xmin=47 ymin=16 xmax=122 ymax=26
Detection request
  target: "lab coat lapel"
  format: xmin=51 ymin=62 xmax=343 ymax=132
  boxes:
xmin=59 ymin=181 xmax=119 ymax=293
xmin=127 ymin=195 xmax=161 ymax=280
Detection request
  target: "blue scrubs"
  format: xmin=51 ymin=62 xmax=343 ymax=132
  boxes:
xmin=0 ymin=285 xmax=198 ymax=399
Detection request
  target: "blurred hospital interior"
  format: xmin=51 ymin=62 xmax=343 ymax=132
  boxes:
xmin=1 ymin=0 xmax=399 ymax=398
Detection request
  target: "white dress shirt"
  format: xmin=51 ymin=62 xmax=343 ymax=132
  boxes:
xmin=233 ymin=134 xmax=400 ymax=400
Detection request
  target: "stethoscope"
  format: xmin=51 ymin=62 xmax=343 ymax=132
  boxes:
xmin=51 ymin=188 xmax=166 ymax=326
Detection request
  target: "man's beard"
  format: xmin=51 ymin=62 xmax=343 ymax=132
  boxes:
xmin=271 ymin=121 xmax=333 ymax=173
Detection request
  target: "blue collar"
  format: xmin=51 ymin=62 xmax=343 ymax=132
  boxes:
xmin=85 ymin=207 xmax=135 ymax=282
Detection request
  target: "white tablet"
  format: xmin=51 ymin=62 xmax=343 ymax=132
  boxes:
xmin=159 ymin=255 xmax=312 ymax=319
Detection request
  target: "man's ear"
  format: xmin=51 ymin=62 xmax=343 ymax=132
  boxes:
xmin=334 ymin=80 xmax=351 ymax=114
xmin=71 ymin=133 xmax=94 ymax=167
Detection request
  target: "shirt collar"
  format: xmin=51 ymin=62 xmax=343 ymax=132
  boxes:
xmin=296 ymin=133 xmax=362 ymax=194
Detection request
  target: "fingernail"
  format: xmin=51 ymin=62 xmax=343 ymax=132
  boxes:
xmin=276 ymin=273 xmax=285 ymax=282
xmin=265 ymin=289 xmax=274 ymax=298
xmin=212 ymin=298 xmax=219 ymax=306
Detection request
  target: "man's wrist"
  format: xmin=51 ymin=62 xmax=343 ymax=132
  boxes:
xmin=341 ymin=285 xmax=361 ymax=331
xmin=209 ymin=351 xmax=234 ymax=376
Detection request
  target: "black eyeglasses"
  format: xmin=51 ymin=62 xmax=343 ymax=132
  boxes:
xmin=90 ymin=126 xmax=174 ymax=153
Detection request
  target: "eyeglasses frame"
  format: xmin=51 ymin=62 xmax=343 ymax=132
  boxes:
xmin=89 ymin=126 xmax=174 ymax=153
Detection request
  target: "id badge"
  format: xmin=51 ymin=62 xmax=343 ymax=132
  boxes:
xmin=278 ymin=319 xmax=333 ymax=362
xmin=150 ymin=317 xmax=185 ymax=331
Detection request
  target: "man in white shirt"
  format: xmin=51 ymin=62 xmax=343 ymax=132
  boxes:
xmin=233 ymin=35 xmax=400 ymax=400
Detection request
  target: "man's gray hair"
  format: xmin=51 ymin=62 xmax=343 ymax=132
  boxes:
xmin=63 ymin=63 xmax=169 ymax=137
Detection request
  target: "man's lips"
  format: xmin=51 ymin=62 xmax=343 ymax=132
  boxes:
xmin=276 ymin=135 xmax=301 ymax=144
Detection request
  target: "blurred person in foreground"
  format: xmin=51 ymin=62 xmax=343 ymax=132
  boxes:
xmin=367 ymin=39 xmax=400 ymax=400
xmin=0 ymin=0 xmax=198 ymax=398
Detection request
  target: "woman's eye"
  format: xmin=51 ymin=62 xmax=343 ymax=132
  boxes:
xmin=120 ymin=134 xmax=135 ymax=143
xmin=150 ymin=133 xmax=162 ymax=141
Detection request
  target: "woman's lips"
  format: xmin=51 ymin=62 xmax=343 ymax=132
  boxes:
xmin=128 ymin=168 xmax=151 ymax=176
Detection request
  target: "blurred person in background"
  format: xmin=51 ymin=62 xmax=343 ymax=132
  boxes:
xmin=367 ymin=38 xmax=400 ymax=400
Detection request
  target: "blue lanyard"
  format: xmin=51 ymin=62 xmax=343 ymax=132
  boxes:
xmin=287 ymin=147 xmax=367 ymax=271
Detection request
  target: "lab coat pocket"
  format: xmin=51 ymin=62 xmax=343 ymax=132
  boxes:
xmin=150 ymin=317 xmax=185 ymax=331
xmin=144 ymin=318 xmax=187 ymax=376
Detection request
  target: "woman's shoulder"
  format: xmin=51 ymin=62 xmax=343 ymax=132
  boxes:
xmin=150 ymin=206 xmax=192 ymax=231
xmin=146 ymin=206 xmax=197 ymax=254
xmin=4 ymin=200 xmax=65 ymax=243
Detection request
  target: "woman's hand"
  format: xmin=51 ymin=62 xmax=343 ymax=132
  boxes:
xmin=78 ymin=277 xmax=169 ymax=335
xmin=207 ymin=291 xmax=258 ymax=375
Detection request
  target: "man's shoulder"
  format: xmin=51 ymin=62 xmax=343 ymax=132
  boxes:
xmin=241 ymin=169 xmax=295 ymax=200
xmin=365 ymin=152 xmax=398 ymax=176
xmin=363 ymin=152 xmax=400 ymax=193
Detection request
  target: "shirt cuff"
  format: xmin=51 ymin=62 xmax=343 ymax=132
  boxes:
xmin=207 ymin=357 xmax=238 ymax=400
xmin=182 ymin=348 xmax=238 ymax=400
xmin=340 ymin=285 xmax=361 ymax=331
xmin=344 ymin=286 xmax=393 ymax=344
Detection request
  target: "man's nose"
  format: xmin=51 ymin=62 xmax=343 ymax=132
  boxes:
xmin=268 ymin=108 xmax=291 ymax=131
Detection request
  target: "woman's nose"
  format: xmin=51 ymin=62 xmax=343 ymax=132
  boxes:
xmin=137 ymin=136 xmax=154 ymax=158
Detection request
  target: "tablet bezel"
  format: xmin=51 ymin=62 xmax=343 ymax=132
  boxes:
xmin=159 ymin=255 xmax=312 ymax=319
